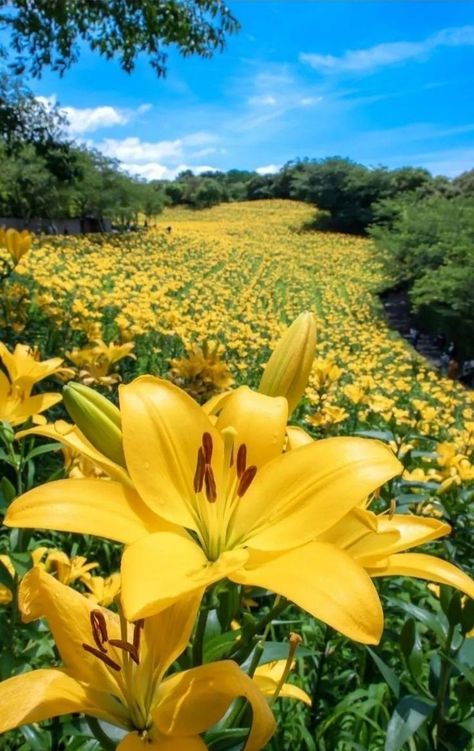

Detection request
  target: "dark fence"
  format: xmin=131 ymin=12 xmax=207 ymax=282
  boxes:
xmin=0 ymin=217 xmax=112 ymax=235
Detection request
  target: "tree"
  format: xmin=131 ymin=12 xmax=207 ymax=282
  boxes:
xmin=0 ymin=73 xmax=66 ymax=150
xmin=0 ymin=1 xmax=240 ymax=78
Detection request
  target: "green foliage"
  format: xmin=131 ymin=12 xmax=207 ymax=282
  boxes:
xmin=0 ymin=1 xmax=240 ymax=78
xmin=289 ymin=158 xmax=436 ymax=234
xmin=371 ymin=196 xmax=474 ymax=354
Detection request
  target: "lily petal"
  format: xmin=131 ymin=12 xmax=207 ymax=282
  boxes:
xmin=118 ymin=733 xmax=206 ymax=750
xmin=5 ymin=479 xmax=166 ymax=544
xmin=121 ymin=532 xmax=248 ymax=620
xmin=141 ymin=592 xmax=203 ymax=687
xmin=286 ymin=425 xmax=313 ymax=450
xmin=231 ymin=542 xmax=384 ymax=644
xmin=0 ymin=669 xmax=107 ymax=734
xmin=369 ymin=553 xmax=474 ymax=599
xmin=254 ymin=669 xmax=311 ymax=705
xmin=216 ymin=386 xmax=288 ymax=469
xmin=16 ymin=421 xmax=131 ymax=484
xmin=373 ymin=516 xmax=452 ymax=556
xmin=120 ymin=376 xmax=223 ymax=531
xmin=232 ymin=437 xmax=402 ymax=551
xmin=154 ymin=661 xmax=275 ymax=751
xmin=19 ymin=567 xmax=122 ymax=698
xmin=8 ymin=392 xmax=62 ymax=425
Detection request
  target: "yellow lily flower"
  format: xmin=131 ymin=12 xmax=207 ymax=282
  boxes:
xmin=2 ymin=228 xmax=33 ymax=266
xmin=319 ymin=507 xmax=474 ymax=600
xmin=6 ymin=376 xmax=402 ymax=644
xmin=34 ymin=548 xmax=99 ymax=585
xmin=82 ymin=572 xmax=122 ymax=607
xmin=0 ymin=555 xmax=14 ymax=605
xmin=66 ymin=339 xmax=135 ymax=388
xmin=0 ymin=342 xmax=66 ymax=397
xmin=253 ymin=661 xmax=311 ymax=706
xmin=0 ymin=342 xmax=65 ymax=426
xmin=0 ymin=567 xmax=274 ymax=750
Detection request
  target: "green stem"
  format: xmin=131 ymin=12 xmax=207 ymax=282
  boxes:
xmin=433 ymin=622 xmax=455 ymax=750
xmin=228 ymin=597 xmax=288 ymax=664
xmin=192 ymin=603 xmax=210 ymax=667
xmin=86 ymin=717 xmax=117 ymax=751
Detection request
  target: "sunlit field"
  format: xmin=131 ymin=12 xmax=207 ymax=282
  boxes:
xmin=1 ymin=200 xmax=474 ymax=750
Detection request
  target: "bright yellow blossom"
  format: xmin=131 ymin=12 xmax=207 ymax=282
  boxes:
xmin=0 ymin=342 xmax=64 ymax=426
xmin=0 ymin=555 xmax=14 ymax=604
xmin=6 ymin=376 xmax=402 ymax=644
xmin=0 ymin=567 xmax=274 ymax=750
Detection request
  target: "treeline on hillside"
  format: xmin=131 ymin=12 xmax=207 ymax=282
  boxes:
xmin=0 ymin=75 xmax=166 ymax=227
xmin=370 ymin=194 xmax=474 ymax=359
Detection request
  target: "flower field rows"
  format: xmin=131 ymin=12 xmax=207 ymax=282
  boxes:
xmin=1 ymin=200 xmax=473 ymax=750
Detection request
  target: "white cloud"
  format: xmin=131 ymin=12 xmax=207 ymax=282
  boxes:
xmin=35 ymin=95 xmax=153 ymax=134
xmin=95 ymin=133 xmax=219 ymax=166
xmin=248 ymin=94 xmax=277 ymax=106
xmin=97 ymin=136 xmax=184 ymax=162
xmin=299 ymin=96 xmax=323 ymax=106
xmin=300 ymin=24 xmax=474 ymax=74
xmin=64 ymin=106 xmax=130 ymax=134
xmin=123 ymin=162 xmax=218 ymax=180
xmin=255 ymin=164 xmax=281 ymax=175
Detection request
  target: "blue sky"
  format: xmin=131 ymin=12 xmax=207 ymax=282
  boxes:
xmin=23 ymin=1 xmax=474 ymax=179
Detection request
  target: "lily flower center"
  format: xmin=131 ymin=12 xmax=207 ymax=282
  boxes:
xmin=192 ymin=431 xmax=257 ymax=561
xmin=82 ymin=610 xmax=150 ymax=731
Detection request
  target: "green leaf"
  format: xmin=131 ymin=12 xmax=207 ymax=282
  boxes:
xmin=0 ymin=558 xmax=14 ymax=589
xmin=24 ymin=441 xmax=63 ymax=461
xmin=460 ymin=598 xmax=474 ymax=635
xmin=355 ymin=429 xmax=394 ymax=442
xmin=385 ymin=696 xmax=435 ymax=751
xmin=0 ymin=476 xmax=16 ymax=509
xmin=387 ymin=598 xmax=448 ymax=640
xmin=9 ymin=551 xmax=32 ymax=577
xmin=19 ymin=724 xmax=51 ymax=750
xmin=366 ymin=647 xmax=401 ymax=699
xmin=206 ymin=728 xmax=250 ymax=750
xmin=203 ymin=630 xmax=241 ymax=663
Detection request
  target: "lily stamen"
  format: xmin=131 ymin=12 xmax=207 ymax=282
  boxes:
xmin=204 ymin=464 xmax=217 ymax=502
xmin=237 ymin=465 xmax=257 ymax=497
xmin=202 ymin=432 xmax=213 ymax=463
xmin=236 ymin=443 xmax=247 ymax=478
xmin=90 ymin=609 xmax=109 ymax=653
xmin=193 ymin=446 xmax=205 ymax=493
xmin=82 ymin=643 xmax=121 ymax=671
xmin=109 ymin=638 xmax=140 ymax=665
xmin=133 ymin=619 xmax=144 ymax=652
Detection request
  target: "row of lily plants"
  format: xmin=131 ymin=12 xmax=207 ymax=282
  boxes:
xmin=0 ymin=224 xmax=474 ymax=751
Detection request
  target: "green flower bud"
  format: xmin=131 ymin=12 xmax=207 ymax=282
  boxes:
xmin=63 ymin=383 xmax=125 ymax=467
xmin=259 ymin=312 xmax=316 ymax=415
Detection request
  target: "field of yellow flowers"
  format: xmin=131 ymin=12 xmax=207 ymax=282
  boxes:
xmin=0 ymin=200 xmax=474 ymax=751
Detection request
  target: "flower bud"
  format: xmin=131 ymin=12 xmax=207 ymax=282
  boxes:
xmin=63 ymin=383 xmax=125 ymax=467
xmin=259 ymin=312 xmax=316 ymax=414
xmin=5 ymin=228 xmax=32 ymax=265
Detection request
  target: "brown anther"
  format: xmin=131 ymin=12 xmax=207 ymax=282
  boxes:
xmin=193 ymin=446 xmax=205 ymax=493
xmin=82 ymin=643 xmax=121 ymax=671
xmin=109 ymin=638 xmax=140 ymax=665
xmin=133 ymin=619 xmax=145 ymax=653
xmin=237 ymin=465 xmax=257 ymax=497
xmin=236 ymin=444 xmax=247 ymax=478
xmin=90 ymin=609 xmax=109 ymax=653
xmin=202 ymin=432 xmax=213 ymax=463
xmin=204 ymin=464 xmax=217 ymax=502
